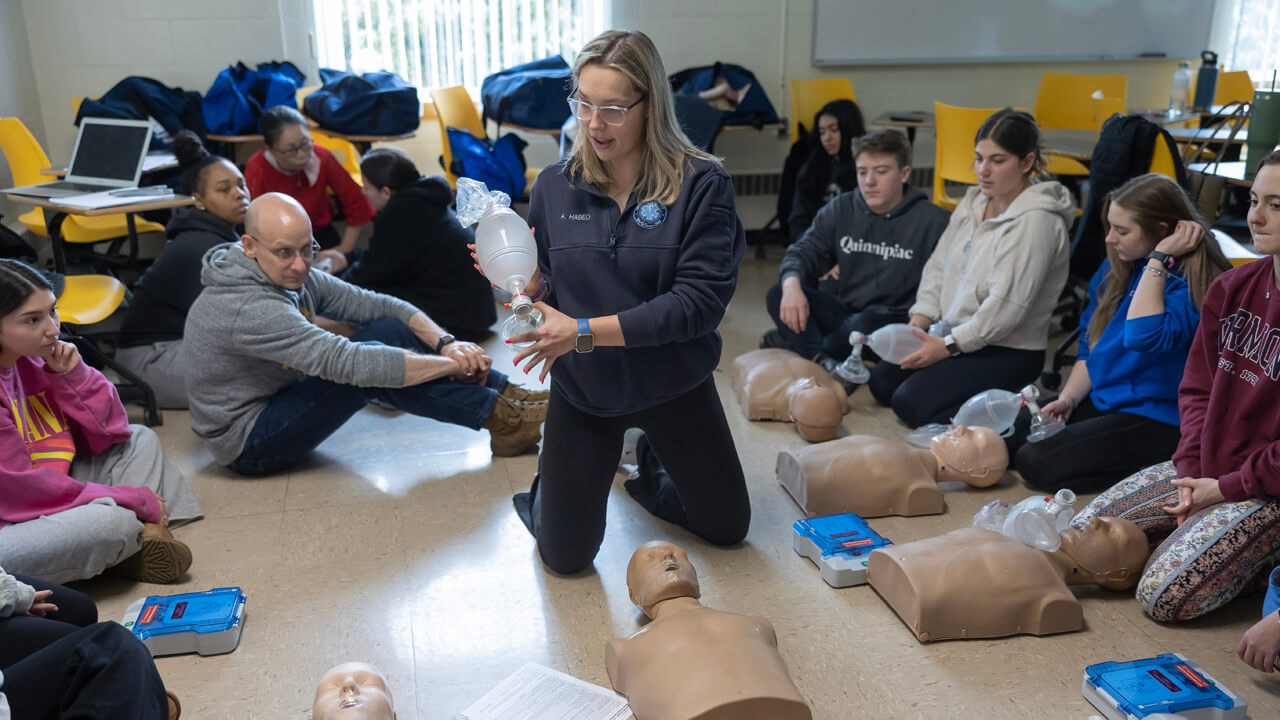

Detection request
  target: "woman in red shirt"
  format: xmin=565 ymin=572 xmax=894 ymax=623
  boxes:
xmin=1074 ymin=150 xmax=1280 ymax=623
xmin=243 ymin=106 xmax=374 ymax=251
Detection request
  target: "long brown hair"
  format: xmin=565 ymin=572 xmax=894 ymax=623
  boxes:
xmin=567 ymin=30 xmax=718 ymax=205
xmin=1088 ymin=173 xmax=1230 ymax=348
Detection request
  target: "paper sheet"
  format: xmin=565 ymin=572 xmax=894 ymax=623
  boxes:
xmin=456 ymin=662 xmax=632 ymax=720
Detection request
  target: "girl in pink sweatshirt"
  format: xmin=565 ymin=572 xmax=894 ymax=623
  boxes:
xmin=0 ymin=260 xmax=200 ymax=584
xmin=1075 ymin=150 xmax=1280 ymax=622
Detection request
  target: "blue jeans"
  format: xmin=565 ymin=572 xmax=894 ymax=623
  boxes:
xmin=231 ymin=318 xmax=506 ymax=475
xmin=764 ymin=282 xmax=904 ymax=360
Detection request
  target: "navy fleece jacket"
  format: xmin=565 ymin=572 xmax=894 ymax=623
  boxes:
xmin=527 ymin=157 xmax=745 ymax=415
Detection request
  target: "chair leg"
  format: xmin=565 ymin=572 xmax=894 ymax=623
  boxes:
xmin=66 ymin=332 xmax=164 ymax=427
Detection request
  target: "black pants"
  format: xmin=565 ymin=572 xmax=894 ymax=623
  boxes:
xmin=764 ymin=282 xmax=904 ymax=360
xmin=0 ymin=575 xmax=97 ymax=669
xmin=526 ymin=378 xmax=750 ymax=574
xmin=868 ymin=345 xmax=1045 ymax=428
xmin=3 ymin=622 xmax=169 ymax=720
xmin=1008 ymin=396 xmax=1182 ymax=494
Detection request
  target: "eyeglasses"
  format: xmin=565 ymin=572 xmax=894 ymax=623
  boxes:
xmin=568 ymin=94 xmax=647 ymax=126
xmin=247 ymin=234 xmax=322 ymax=263
xmin=274 ymin=138 xmax=313 ymax=156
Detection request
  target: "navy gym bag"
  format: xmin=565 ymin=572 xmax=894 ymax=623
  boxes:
xmin=76 ymin=76 xmax=206 ymax=150
xmin=304 ymin=69 xmax=420 ymax=136
xmin=481 ymin=56 xmax=573 ymax=131
xmin=669 ymin=62 xmax=780 ymax=128
xmin=203 ymin=62 xmax=305 ymax=135
xmin=446 ymin=128 xmax=529 ymax=198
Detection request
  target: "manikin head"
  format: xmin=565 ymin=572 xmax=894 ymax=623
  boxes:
xmin=627 ymin=541 xmax=701 ymax=619
xmin=1057 ymin=516 xmax=1149 ymax=590
xmin=242 ymin=193 xmax=318 ymax=290
xmin=311 ymin=662 xmax=396 ymax=720
xmin=786 ymin=377 xmax=844 ymax=442
xmin=929 ymin=426 xmax=1008 ymax=487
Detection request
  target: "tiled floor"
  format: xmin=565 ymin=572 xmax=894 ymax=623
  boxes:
xmin=72 ymin=253 xmax=1280 ymax=719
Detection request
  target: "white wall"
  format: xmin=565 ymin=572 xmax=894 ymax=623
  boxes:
xmin=614 ymin=0 xmax=1187 ymax=174
xmin=0 ymin=0 xmax=45 ymax=222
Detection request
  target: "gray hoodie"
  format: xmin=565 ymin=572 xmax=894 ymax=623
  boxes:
xmin=910 ymin=182 xmax=1075 ymax=352
xmin=0 ymin=567 xmax=34 ymax=619
xmin=777 ymin=185 xmax=950 ymax=314
xmin=182 ymin=243 xmax=419 ymax=465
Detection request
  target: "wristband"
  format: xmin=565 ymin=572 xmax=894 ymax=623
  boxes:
xmin=1142 ymin=265 xmax=1169 ymax=279
xmin=529 ymin=278 xmax=550 ymax=303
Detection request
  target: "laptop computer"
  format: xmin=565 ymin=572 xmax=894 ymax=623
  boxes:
xmin=3 ymin=117 xmax=153 ymax=198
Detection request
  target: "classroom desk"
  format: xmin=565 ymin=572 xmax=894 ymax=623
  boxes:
xmin=206 ymin=133 xmax=265 ymax=144
xmin=1166 ymin=126 xmax=1249 ymax=145
xmin=1187 ymin=161 xmax=1252 ymax=187
xmin=1213 ymin=229 xmax=1264 ymax=267
xmin=1041 ymin=129 xmax=1099 ymax=162
xmin=209 ymin=129 xmax=416 ymax=156
xmin=3 ymin=193 xmax=193 ymax=273
xmin=869 ymin=112 xmax=934 ymax=145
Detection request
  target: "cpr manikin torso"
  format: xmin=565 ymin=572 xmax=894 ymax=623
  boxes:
xmin=312 ymin=662 xmax=396 ymax=720
xmin=730 ymin=349 xmax=847 ymax=442
xmin=776 ymin=426 xmax=1007 ymax=517
xmin=606 ymin=541 xmax=812 ymax=720
xmin=867 ymin=517 xmax=1149 ymax=641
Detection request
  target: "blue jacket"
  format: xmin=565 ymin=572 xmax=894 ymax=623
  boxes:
xmin=527 ymin=157 xmax=745 ymax=415
xmin=1078 ymin=260 xmax=1200 ymax=426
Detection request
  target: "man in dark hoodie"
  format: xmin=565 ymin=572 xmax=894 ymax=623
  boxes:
xmin=764 ymin=130 xmax=950 ymax=378
xmin=319 ymin=147 xmax=498 ymax=341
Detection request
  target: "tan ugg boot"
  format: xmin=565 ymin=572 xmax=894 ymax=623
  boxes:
xmin=501 ymin=382 xmax=550 ymax=403
xmin=484 ymin=394 xmax=546 ymax=456
xmin=112 ymin=523 xmax=193 ymax=584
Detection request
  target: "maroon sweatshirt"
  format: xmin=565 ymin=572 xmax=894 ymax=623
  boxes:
xmin=1174 ymin=259 xmax=1280 ymax=501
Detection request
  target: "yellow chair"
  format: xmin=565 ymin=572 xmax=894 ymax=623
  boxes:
xmin=311 ymin=129 xmax=362 ymax=186
xmin=1148 ymin=136 xmax=1178 ymax=179
xmin=1214 ymin=71 xmax=1254 ymax=105
xmin=1091 ymin=96 xmax=1126 ymax=131
xmin=1035 ymin=73 xmax=1127 ymax=130
xmin=295 ymin=84 xmax=321 ymax=111
xmin=787 ymin=78 xmax=857 ymax=145
xmin=56 ymin=274 xmax=125 ymax=325
xmin=932 ymin=102 xmax=1002 ymax=211
xmin=429 ymin=85 xmax=537 ymax=194
xmin=0 ymin=117 xmax=165 ymax=244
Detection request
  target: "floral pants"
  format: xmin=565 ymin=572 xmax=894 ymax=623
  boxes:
xmin=1076 ymin=460 xmax=1280 ymax=622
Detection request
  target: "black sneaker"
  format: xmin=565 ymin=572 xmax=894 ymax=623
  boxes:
xmin=759 ymin=328 xmax=788 ymax=349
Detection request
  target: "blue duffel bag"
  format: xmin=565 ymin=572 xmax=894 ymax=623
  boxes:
xmin=304 ymin=68 xmax=420 ymax=136
xmin=481 ymin=56 xmax=573 ymax=131
xmin=203 ymin=61 xmax=304 ymax=136
xmin=446 ymin=127 xmax=528 ymax=199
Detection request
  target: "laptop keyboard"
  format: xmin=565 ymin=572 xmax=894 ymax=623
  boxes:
xmin=40 ymin=181 xmax=113 ymax=192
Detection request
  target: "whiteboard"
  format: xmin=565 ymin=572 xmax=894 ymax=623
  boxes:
xmin=812 ymin=0 xmax=1215 ymax=66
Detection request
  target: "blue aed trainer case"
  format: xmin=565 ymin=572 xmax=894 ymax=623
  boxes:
xmin=1082 ymin=653 xmax=1248 ymax=720
xmin=792 ymin=512 xmax=892 ymax=587
xmin=121 ymin=586 xmax=246 ymax=657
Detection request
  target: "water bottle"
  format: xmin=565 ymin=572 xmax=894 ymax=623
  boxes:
xmin=455 ymin=177 xmax=544 ymax=347
xmin=973 ymin=489 xmax=1077 ymax=552
xmin=1169 ymin=60 xmax=1192 ymax=117
xmin=1193 ymin=50 xmax=1219 ymax=110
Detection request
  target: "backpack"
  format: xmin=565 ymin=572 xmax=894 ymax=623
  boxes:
xmin=203 ymin=61 xmax=305 ymax=136
xmin=481 ymin=56 xmax=573 ymax=132
xmin=76 ymin=77 xmax=207 ymax=150
xmin=304 ymin=69 xmax=420 ymax=136
xmin=669 ymin=62 xmax=780 ymax=128
xmin=446 ymin=128 xmax=529 ymax=198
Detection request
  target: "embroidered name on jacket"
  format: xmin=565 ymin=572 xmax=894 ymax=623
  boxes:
xmin=1218 ymin=308 xmax=1280 ymax=382
xmin=839 ymin=236 xmax=915 ymax=260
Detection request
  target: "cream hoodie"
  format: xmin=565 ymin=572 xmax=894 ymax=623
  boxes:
xmin=910 ymin=182 xmax=1074 ymax=352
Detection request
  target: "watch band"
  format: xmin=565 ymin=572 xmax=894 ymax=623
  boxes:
xmin=435 ymin=334 xmax=456 ymax=354
xmin=577 ymin=318 xmax=591 ymax=335
xmin=1147 ymin=249 xmax=1176 ymax=271
xmin=944 ymin=334 xmax=962 ymax=358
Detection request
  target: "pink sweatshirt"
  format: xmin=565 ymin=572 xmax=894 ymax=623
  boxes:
xmin=0 ymin=356 xmax=161 ymax=528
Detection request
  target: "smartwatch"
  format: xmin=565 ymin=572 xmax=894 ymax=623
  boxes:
xmin=434 ymin=333 xmax=456 ymax=354
xmin=1147 ymin=250 xmax=1176 ymax=271
xmin=574 ymin=318 xmax=595 ymax=353
xmin=944 ymin=334 xmax=963 ymax=358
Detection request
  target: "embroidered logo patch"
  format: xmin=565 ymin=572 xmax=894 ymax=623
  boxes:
xmin=634 ymin=201 xmax=667 ymax=229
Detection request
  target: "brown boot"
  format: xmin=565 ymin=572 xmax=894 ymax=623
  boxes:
xmin=501 ymin=382 xmax=550 ymax=403
xmin=112 ymin=523 xmax=193 ymax=584
xmin=484 ymin=394 xmax=546 ymax=456
xmin=167 ymin=691 xmax=182 ymax=719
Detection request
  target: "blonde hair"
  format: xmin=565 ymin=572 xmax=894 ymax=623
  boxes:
xmin=1088 ymin=173 xmax=1231 ymax=348
xmin=567 ymin=30 xmax=718 ymax=205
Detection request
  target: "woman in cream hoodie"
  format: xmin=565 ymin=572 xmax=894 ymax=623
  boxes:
xmin=869 ymin=109 xmax=1075 ymax=427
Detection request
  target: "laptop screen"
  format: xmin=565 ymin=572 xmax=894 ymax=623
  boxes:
xmin=67 ymin=121 xmax=151 ymax=181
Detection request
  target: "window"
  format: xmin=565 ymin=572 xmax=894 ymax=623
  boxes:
xmin=1213 ymin=0 xmax=1280 ymax=83
xmin=313 ymin=0 xmax=606 ymax=92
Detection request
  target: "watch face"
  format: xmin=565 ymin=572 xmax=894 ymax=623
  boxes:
xmin=575 ymin=334 xmax=595 ymax=353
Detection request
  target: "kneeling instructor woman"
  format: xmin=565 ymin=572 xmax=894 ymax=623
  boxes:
xmin=484 ymin=29 xmax=750 ymax=574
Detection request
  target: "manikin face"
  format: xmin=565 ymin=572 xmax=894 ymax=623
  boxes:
xmin=575 ymin=64 xmax=648 ymax=168
xmin=1059 ymin=517 xmax=1149 ymax=591
xmin=930 ymin=425 xmax=1006 ymax=480
xmin=1104 ymin=203 xmax=1161 ymax=263
xmin=242 ymin=194 xmax=317 ymax=290
xmin=1248 ymin=164 xmax=1280 ymax=256
xmin=974 ymin=138 xmax=1033 ymax=200
xmin=0 ymin=289 xmax=59 ymax=365
xmin=195 ymin=160 xmax=250 ymax=225
xmin=627 ymin=541 xmax=701 ymax=618
xmin=312 ymin=662 xmax=396 ymax=720
xmin=817 ymin=113 xmax=841 ymax=158
xmin=856 ymin=152 xmax=910 ymax=215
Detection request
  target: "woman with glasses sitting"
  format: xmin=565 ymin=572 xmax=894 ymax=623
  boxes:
xmin=243 ymin=106 xmax=373 ymax=253
xmin=485 ymin=29 xmax=751 ymax=575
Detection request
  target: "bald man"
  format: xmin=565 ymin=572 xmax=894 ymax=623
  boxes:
xmin=181 ymin=193 xmax=547 ymax=475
